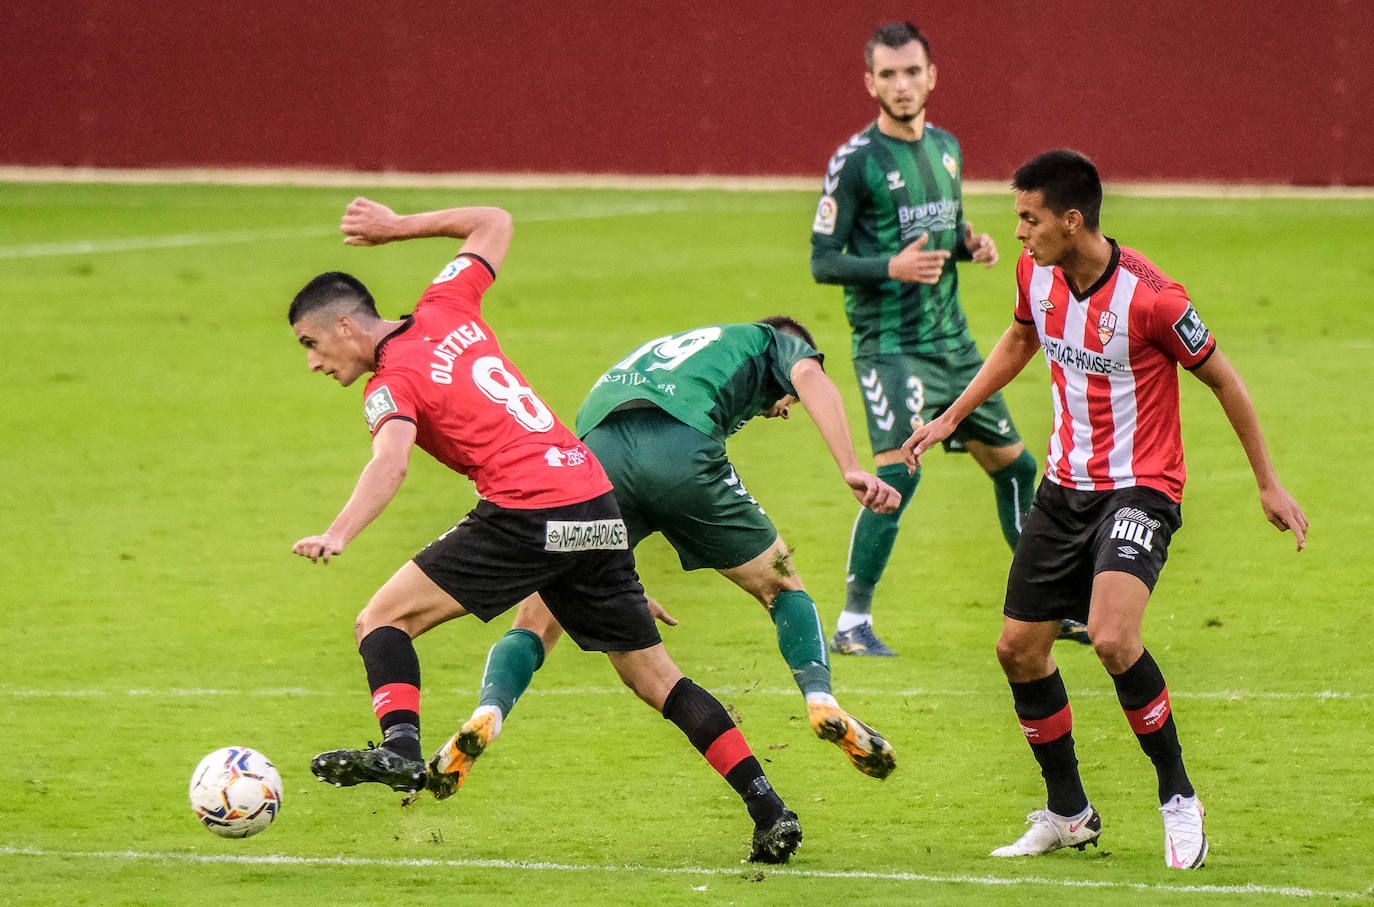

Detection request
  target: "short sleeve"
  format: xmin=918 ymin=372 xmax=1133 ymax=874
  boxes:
xmin=362 ymin=372 xmax=419 ymax=435
xmin=414 ymin=253 xmax=497 ymax=318
xmin=1149 ymin=285 xmax=1215 ymax=368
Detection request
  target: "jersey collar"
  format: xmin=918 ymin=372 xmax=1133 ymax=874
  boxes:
xmin=1065 ymin=238 xmax=1120 ymax=300
xmin=374 ymin=315 xmax=415 ymax=368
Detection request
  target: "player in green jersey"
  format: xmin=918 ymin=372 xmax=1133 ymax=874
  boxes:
xmin=810 ymin=22 xmax=1086 ymax=656
xmin=427 ymin=317 xmax=904 ymax=793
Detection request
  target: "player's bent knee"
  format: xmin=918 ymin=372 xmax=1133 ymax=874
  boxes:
xmin=1091 ymin=634 xmax=1142 ymax=674
xmin=607 ymin=646 xmax=680 ymax=711
xmin=996 ymin=632 xmax=1055 ymax=681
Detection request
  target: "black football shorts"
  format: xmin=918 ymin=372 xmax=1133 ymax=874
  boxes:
xmin=412 ymin=491 xmax=661 ymax=653
xmin=1003 ymin=480 xmax=1182 ymax=624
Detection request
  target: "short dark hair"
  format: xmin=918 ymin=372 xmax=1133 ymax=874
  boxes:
xmin=757 ymin=315 xmax=817 ymax=351
xmin=865 ymin=22 xmax=930 ymax=70
xmin=288 ymin=271 xmax=380 ymax=325
xmin=1011 ymin=149 xmax=1104 ymax=230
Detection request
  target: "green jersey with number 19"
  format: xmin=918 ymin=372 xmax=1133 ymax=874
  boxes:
xmin=574 ymin=323 xmax=821 ymax=444
xmin=810 ymin=121 xmax=975 ymax=357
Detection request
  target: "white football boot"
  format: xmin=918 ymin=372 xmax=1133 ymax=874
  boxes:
xmin=1160 ymin=794 xmax=1208 ymax=868
xmin=991 ymin=805 xmax=1102 ymax=856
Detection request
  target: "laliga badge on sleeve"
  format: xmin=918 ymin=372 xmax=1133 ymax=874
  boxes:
xmin=433 ymin=257 xmax=474 ymax=284
xmin=813 ymin=195 xmax=838 ymax=235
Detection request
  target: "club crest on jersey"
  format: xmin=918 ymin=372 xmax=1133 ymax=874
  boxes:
xmin=812 ymin=195 xmax=838 ymax=235
xmin=886 ymin=170 xmax=905 ymax=191
xmin=432 ymin=257 xmax=473 ymax=284
xmin=1173 ymin=305 xmax=1210 ymax=355
xmin=942 ymin=152 xmax=957 ymax=177
xmin=1097 ymin=310 xmax=1118 ymax=345
xmin=364 ymin=386 xmax=398 ymax=431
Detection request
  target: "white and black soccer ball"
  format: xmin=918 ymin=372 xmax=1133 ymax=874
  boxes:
xmin=189 ymin=746 xmax=283 ymax=838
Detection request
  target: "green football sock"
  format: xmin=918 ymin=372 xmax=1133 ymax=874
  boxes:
xmin=477 ymin=628 xmax=546 ymax=718
xmin=844 ymin=463 xmax=919 ymax=613
xmin=769 ymin=589 xmax=831 ymax=696
xmin=990 ymin=450 xmax=1038 ymax=550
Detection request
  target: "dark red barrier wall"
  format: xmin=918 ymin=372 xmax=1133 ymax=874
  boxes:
xmin=3 ymin=1 xmax=1370 ymax=184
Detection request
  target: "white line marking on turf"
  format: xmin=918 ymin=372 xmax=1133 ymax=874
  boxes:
xmin=3 ymin=686 xmax=1368 ymax=701
xmin=0 ymin=202 xmax=698 ymax=260
xmin=0 ymin=226 xmax=335 ymax=259
xmin=0 ymin=847 xmax=1358 ymax=899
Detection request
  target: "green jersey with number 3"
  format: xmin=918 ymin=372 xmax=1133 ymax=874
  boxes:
xmin=575 ymin=323 xmax=821 ymax=444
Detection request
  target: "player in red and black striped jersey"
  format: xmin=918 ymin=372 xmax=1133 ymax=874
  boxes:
xmin=904 ymin=150 xmax=1307 ymax=868
xmin=287 ymin=197 xmax=800 ymax=863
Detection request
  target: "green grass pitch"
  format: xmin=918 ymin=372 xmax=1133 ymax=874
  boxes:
xmin=1 ymin=181 xmax=1371 ymax=904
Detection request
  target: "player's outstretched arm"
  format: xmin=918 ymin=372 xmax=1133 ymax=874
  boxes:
xmin=902 ymin=320 xmax=1040 ymax=472
xmin=340 ymin=197 xmax=515 ymax=272
xmin=789 ymin=358 xmax=901 ymax=514
xmin=1190 ymin=350 xmax=1308 ymax=551
xmin=292 ymin=419 xmax=416 ymax=563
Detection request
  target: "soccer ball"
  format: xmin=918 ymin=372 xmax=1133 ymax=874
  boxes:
xmin=189 ymin=746 xmax=283 ymax=838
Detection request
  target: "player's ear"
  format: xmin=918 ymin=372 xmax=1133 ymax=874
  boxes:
xmin=1063 ymin=208 xmax=1084 ymax=235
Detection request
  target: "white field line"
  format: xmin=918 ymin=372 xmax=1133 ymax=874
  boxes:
xmin=3 ymin=685 xmax=1368 ymax=700
xmin=0 ymin=201 xmax=697 ymax=260
xmin=0 ymin=846 xmax=1361 ymax=899
xmin=0 ymin=226 xmax=334 ymax=259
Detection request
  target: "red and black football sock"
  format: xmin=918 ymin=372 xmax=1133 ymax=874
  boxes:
xmin=359 ymin=626 xmax=422 ymax=761
xmin=662 ymin=677 xmax=784 ymax=825
xmin=1010 ymin=669 xmax=1089 ymax=817
xmin=1111 ymin=648 xmax=1193 ymax=804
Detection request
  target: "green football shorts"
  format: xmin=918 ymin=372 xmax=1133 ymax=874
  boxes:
xmin=581 ymin=407 xmax=778 ymax=571
xmin=852 ymin=345 xmax=1022 ymax=454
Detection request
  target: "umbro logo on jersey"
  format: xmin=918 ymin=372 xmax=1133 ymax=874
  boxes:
xmin=886 ymin=170 xmax=906 ymax=190
xmin=1039 ymin=298 xmax=1055 ymax=312
xmin=1116 ymin=545 xmax=1139 ymax=560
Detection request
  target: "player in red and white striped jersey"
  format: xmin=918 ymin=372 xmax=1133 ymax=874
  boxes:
xmin=904 ymin=150 xmax=1306 ymax=868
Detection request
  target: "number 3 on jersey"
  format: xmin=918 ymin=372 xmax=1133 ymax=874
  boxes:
xmin=472 ymin=355 xmax=555 ymax=432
